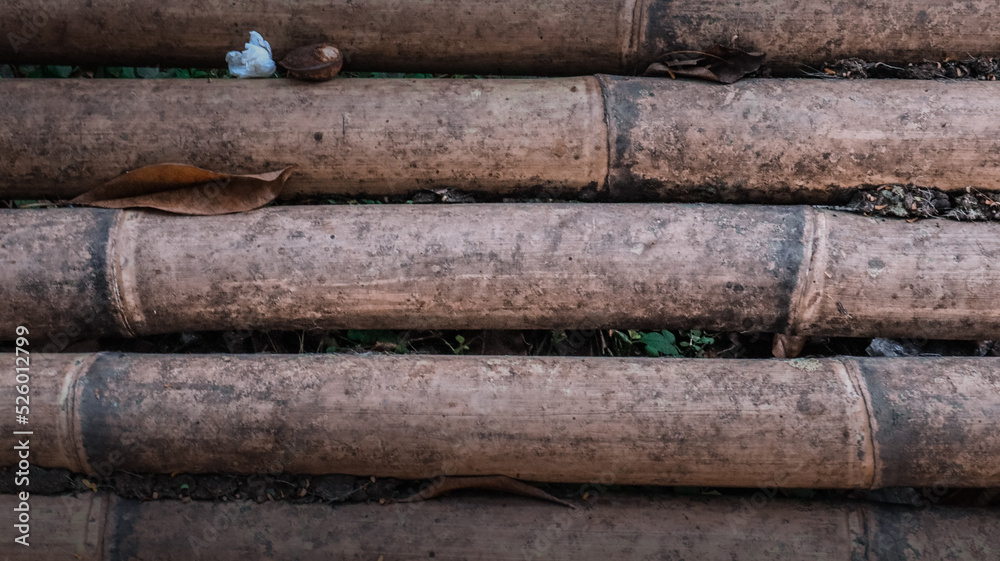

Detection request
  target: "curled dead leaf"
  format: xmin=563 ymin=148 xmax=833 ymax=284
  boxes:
xmin=70 ymin=164 xmax=295 ymax=215
xmin=395 ymin=475 xmax=574 ymax=508
xmin=645 ymin=46 xmax=765 ymax=84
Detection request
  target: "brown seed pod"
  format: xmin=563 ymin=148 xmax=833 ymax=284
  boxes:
xmin=279 ymin=43 xmax=343 ymax=81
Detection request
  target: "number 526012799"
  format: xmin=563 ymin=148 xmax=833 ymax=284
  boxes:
xmin=15 ymin=326 xmax=29 ymax=424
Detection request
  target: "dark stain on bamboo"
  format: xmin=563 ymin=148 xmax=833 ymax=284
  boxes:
xmin=637 ymin=0 xmax=681 ymax=73
xmin=107 ymin=495 xmax=141 ymax=561
xmin=597 ymin=75 xmax=642 ymax=202
xmin=0 ymin=208 xmax=122 ymax=342
xmin=860 ymin=358 xmax=996 ymax=488
xmin=767 ymin=207 xmax=806 ymax=333
xmin=87 ymin=210 xmax=123 ymax=335
xmin=78 ymin=353 xmax=134 ymax=474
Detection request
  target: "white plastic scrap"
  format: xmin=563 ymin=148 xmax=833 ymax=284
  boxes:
xmin=226 ymin=31 xmax=276 ymax=78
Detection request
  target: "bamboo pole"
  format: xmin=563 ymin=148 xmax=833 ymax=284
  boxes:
xmin=3 ymin=204 xmax=999 ymax=340
xmin=2 ymin=77 xmax=1000 ymax=202
xmin=6 ymin=493 xmax=1000 ymax=560
xmin=2 ymin=0 xmax=999 ymax=74
xmin=4 ymin=353 xmax=999 ymax=488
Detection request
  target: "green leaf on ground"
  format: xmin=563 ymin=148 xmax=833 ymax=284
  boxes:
xmin=639 ymin=330 xmax=680 ymax=357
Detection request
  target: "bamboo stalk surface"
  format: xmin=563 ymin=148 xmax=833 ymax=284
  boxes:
xmin=4 ymin=353 xmax=999 ymax=488
xmin=2 ymin=78 xmax=999 ymax=202
xmin=5 ymin=491 xmax=1000 ymax=560
xmin=2 ymin=0 xmax=999 ymax=74
xmin=3 ymin=205 xmax=998 ymax=339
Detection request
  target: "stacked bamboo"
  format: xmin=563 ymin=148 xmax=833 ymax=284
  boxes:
xmin=3 ymin=2 xmax=1000 ymax=558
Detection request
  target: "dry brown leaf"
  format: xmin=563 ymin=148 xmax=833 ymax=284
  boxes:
xmin=396 ymin=475 xmax=574 ymax=508
xmin=645 ymin=46 xmax=765 ymax=84
xmin=772 ymin=334 xmax=807 ymax=359
xmin=70 ymin=164 xmax=295 ymax=215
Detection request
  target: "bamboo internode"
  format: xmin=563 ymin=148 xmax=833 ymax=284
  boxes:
xmin=4 ymin=353 xmax=999 ymax=488
xmin=2 ymin=0 xmax=999 ymax=74
xmin=3 ymin=205 xmax=998 ymax=339
xmin=2 ymin=77 xmax=999 ymax=202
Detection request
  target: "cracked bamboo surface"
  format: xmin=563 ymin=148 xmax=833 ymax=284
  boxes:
xmin=2 ymin=78 xmax=1000 ymax=202
xmin=2 ymin=204 xmax=998 ymax=340
xmin=2 ymin=0 xmax=999 ymax=74
xmin=3 ymin=353 xmax=999 ymax=488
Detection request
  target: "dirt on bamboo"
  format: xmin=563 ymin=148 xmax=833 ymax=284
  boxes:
xmin=7 ymin=492 xmax=1000 ymax=560
xmin=3 ymin=352 xmax=999 ymax=488
xmin=3 ymin=78 xmax=1000 ymax=203
xmin=3 ymin=0 xmax=1000 ymax=75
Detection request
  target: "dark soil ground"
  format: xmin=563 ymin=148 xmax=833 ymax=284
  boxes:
xmin=2 ymin=54 xmax=999 ymax=81
xmin=845 ymin=185 xmax=1000 ymax=221
xmin=5 ymin=464 xmax=998 ymax=510
xmin=813 ymin=56 xmax=998 ymax=80
xmin=3 ymin=326 xmax=996 ymax=360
